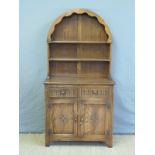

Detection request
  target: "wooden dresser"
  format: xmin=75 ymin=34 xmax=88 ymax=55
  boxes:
xmin=44 ymin=9 xmax=114 ymax=147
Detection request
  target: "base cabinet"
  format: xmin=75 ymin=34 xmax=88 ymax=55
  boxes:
xmin=45 ymin=85 xmax=113 ymax=147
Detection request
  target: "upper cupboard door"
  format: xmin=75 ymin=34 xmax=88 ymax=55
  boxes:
xmin=48 ymin=99 xmax=78 ymax=139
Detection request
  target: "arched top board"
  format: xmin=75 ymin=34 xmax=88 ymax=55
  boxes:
xmin=47 ymin=9 xmax=112 ymax=43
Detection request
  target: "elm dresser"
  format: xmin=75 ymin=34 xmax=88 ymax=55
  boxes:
xmin=44 ymin=9 xmax=114 ymax=147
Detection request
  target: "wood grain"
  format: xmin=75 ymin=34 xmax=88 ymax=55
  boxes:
xmin=44 ymin=9 xmax=114 ymax=148
xmin=47 ymin=9 xmax=112 ymax=42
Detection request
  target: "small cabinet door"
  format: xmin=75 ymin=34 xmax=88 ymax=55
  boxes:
xmin=79 ymin=98 xmax=107 ymax=137
xmin=79 ymin=86 xmax=112 ymax=139
xmin=47 ymin=99 xmax=77 ymax=139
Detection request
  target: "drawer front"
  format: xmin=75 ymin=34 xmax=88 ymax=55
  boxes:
xmin=48 ymin=87 xmax=77 ymax=98
xmin=80 ymin=86 xmax=112 ymax=98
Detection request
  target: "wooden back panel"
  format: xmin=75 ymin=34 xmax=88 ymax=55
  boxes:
xmin=79 ymin=14 xmax=108 ymax=41
xmin=51 ymin=14 xmax=78 ymax=41
xmin=47 ymin=10 xmax=112 ymax=79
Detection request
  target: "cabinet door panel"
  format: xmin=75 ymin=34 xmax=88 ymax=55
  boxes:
xmin=85 ymin=104 xmax=106 ymax=135
xmin=48 ymin=99 xmax=77 ymax=136
xmin=79 ymin=100 xmax=106 ymax=136
xmin=79 ymin=86 xmax=113 ymax=138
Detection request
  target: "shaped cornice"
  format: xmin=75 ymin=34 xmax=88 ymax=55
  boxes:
xmin=47 ymin=8 xmax=112 ymax=43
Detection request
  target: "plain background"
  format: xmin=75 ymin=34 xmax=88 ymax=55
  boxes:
xmin=19 ymin=0 xmax=135 ymax=133
xmin=2 ymin=0 xmax=155 ymax=155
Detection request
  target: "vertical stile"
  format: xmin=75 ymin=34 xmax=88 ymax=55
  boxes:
xmin=77 ymin=15 xmax=82 ymax=75
xmin=47 ymin=43 xmax=50 ymax=79
xmin=109 ymin=44 xmax=112 ymax=79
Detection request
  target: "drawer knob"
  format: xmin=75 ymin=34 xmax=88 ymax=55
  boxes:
xmin=80 ymin=117 xmax=84 ymax=122
xmin=79 ymin=117 xmax=84 ymax=125
xmin=92 ymin=90 xmax=98 ymax=95
xmin=60 ymin=90 xmax=66 ymax=95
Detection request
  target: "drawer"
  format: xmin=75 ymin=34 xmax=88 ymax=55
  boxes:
xmin=80 ymin=97 xmax=107 ymax=104
xmin=80 ymin=86 xmax=111 ymax=98
xmin=48 ymin=87 xmax=77 ymax=97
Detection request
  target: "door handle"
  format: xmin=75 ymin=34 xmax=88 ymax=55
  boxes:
xmin=80 ymin=117 xmax=84 ymax=125
xmin=92 ymin=89 xmax=98 ymax=95
xmin=74 ymin=117 xmax=77 ymax=121
xmin=81 ymin=118 xmax=84 ymax=121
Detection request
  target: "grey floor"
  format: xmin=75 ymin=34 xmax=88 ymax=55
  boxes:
xmin=19 ymin=134 xmax=134 ymax=155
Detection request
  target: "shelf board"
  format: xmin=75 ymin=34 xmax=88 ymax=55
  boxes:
xmin=48 ymin=58 xmax=110 ymax=62
xmin=48 ymin=41 xmax=111 ymax=44
xmin=44 ymin=77 xmax=114 ymax=85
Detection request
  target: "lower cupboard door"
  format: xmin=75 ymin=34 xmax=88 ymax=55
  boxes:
xmin=79 ymin=99 xmax=107 ymax=139
xmin=48 ymin=99 xmax=77 ymax=139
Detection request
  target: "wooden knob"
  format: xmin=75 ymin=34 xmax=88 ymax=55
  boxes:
xmin=81 ymin=117 xmax=84 ymax=122
xmin=61 ymin=90 xmax=65 ymax=93
xmin=92 ymin=90 xmax=98 ymax=95
xmin=60 ymin=90 xmax=66 ymax=95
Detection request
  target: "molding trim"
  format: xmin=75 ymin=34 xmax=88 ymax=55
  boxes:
xmin=47 ymin=8 xmax=112 ymax=42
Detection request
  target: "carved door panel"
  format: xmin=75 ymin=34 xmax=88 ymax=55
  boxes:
xmin=79 ymin=86 xmax=112 ymax=138
xmin=48 ymin=99 xmax=77 ymax=137
xmin=79 ymin=98 xmax=107 ymax=136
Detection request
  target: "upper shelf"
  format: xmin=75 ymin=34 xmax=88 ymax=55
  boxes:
xmin=48 ymin=41 xmax=111 ymax=44
xmin=48 ymin=58 xmax=110 ymax=62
